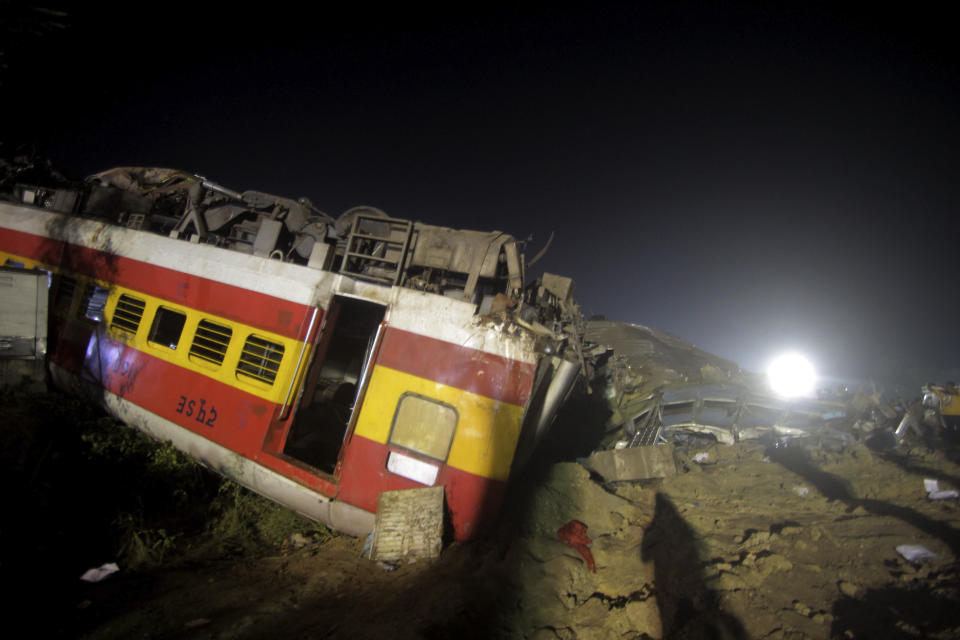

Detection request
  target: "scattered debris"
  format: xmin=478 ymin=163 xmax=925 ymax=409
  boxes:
xmin=79 ymin=562 xmax=119 ymax=583
xmin=896 ymin=544 xmax=940 ymax=564
xmin=607 ymin=381 xmax=848 ymax=447
xmin=581 ymin=444 xmax=677 ymax=482
xmin=924 ymin=479 xmax=959 ymax=500
xmin=584 ymin=320 xmax=741 ymax=438
xmin=557 ymin=520 xmax=595 ymax=573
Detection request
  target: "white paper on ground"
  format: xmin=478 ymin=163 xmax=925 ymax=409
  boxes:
xmin=80 ymin=562 xmax=119 ymax=582
xmin=896 ymin=544 xmax=939 ymax=564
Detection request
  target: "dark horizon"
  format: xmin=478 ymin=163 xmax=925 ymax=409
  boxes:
xmin=4 ymin=2 xmax=958 ymax=385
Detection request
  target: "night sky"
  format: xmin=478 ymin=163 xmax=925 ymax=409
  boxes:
xmin=3 ymin=2 xmax=959 ymax=385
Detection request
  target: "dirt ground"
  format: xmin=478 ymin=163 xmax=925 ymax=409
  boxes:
xmin=3 ymin=389 xmax=960 ymax=639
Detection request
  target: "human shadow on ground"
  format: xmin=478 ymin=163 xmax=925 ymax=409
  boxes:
xmin=641 ymin=492 xmax=748 ymax=640
xmin=830 ymin=564 xmax=960 ymax=639
xmin=767 ymin=445 xmax=960 ymax=556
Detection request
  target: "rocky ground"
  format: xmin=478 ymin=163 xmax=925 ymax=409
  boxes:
xmin=3 ymin=387 xmax=959 ymax=639
xmin=503 ymin=438 xmax=960 ymax=639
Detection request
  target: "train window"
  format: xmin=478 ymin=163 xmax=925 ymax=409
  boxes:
xmin=80 ymin=284 xmax=109 ymax=323
xmin=389 ymin=394 xmax=458 ymax=461
xmin=237 ymin=335 xmax=284 ymax=385
xmin=148 ymin=307 xmax=187 ymax=350
xmin=189 ymin=319 xmax=233 ymax=366
xmin=54 ymin=275 xmax=76 ymax=314
xmin=110 ymin=294 xmax=146 ymax=334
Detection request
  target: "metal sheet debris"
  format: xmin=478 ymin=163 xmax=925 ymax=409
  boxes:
xmin=582 ymin=445 xmax=677 ymax=482
xmin=617 ymin=383 xmax=847 ymax=446
xmin=370 ymin=487 xmax=445 ymax=564
xmin=0 ymin=267 xmax=48 ymax=387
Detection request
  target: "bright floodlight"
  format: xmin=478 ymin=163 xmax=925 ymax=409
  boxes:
xmin=766 ymin=353 xmax=816 ymax=398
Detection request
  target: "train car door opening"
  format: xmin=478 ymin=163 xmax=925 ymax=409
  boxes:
xmin=283 ymin=296 xmax=385 ymax=473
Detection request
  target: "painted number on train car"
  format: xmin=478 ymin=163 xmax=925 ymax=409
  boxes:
xmin=110 ymin=358 xmax=133 ymax=378
xmin=175 ymin=395 xmax=218 ymax=427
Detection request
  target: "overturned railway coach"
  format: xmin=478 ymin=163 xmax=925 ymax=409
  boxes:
xmin=0 ymin=168 xmax=580 ymax=540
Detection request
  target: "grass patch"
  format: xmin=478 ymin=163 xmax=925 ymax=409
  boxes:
xmin=203 ymin=481 xmax=334 ymax=557
xmin=0 ymin=386 xmax=336 ymax=574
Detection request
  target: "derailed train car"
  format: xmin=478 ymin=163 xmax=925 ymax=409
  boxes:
xmin=0 ymin=168 xmax=581 ymax=540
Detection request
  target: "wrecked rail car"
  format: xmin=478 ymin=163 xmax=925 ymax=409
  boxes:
xmin=620 ymin=383 xmax=847 ymax=446
xmin=0 ymin=167 xmax=581 ymax=540
xmin=583 ymin=321 xmax=846 ymax=447
xmin=925 ymin=383 xmax=960 ymax=431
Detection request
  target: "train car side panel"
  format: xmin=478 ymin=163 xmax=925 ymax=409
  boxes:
xmin=336 ymin=325 xmax=536 ymax=539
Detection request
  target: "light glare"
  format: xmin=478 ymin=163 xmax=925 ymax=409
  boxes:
xmin=767 ymin=353 xmax=816 ymax=398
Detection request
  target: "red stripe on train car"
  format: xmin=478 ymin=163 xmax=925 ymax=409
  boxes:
xmin=0 ymin=227 xmax=65 ymax=265
xmin=377 ymin=327 xmax=536 ymax=407
xmin=254 ymin=451 xmax=339 ymax=495
xmin=51 ymin=325 xmax=280 ymax=455
xmin=337 ymin=433 xmax=507 ymax=540
xmin=1 ymin=227 xmax=314 ymax=340
xmin=62 ymin=244 xmax=313 ymax=340
xmin=51 ymin=322 xmax=337 ymax=497
xmin=51 ymin=324 xmax=340 ymax=497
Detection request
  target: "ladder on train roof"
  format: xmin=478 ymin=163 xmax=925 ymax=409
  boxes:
xmin=340 ymin=213 xmax=414 ymax=286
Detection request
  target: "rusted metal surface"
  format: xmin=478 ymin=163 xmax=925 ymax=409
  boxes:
xmin=370 ymin=486 xmax=445 ymax=564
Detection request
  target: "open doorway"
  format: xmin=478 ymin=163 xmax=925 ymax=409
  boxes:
xmin=283 ymin=296 xmax=385 ymax=473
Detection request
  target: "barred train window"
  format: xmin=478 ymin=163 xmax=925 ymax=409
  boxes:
xmin=189 ymin=319 xmax=233 ymax=367
xmin=236 ymin=335 xmax=284 ymax=385
xmin=148 ymin=307 xmax=187 ymax=350
xmin=389 ymin=394 xmax=458 ymax=461
xmin=110 ymin=294 xmax=146 ymax=334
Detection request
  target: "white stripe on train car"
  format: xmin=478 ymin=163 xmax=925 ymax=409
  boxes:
xmin=0 ymin=204 xmax=331 ymax=308
xmin=4 ymin=202 xmax=537 ymax=363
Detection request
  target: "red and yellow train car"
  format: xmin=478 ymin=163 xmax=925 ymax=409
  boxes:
xmin=0 ymin=169 xmax=579 ymax=540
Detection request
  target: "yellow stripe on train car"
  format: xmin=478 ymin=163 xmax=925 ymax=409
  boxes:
xmin=939 ymin=392 xmax=960 ymax=417
xmin=352 ymin=364 xmax=525 ymax=482
xmin=0 ymin=251 xmax=47 ymax=271
xmin=101 ymin=285 xmax=310 ymax=405
xmin=0 ymin=250 xmax=312 ymax=405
